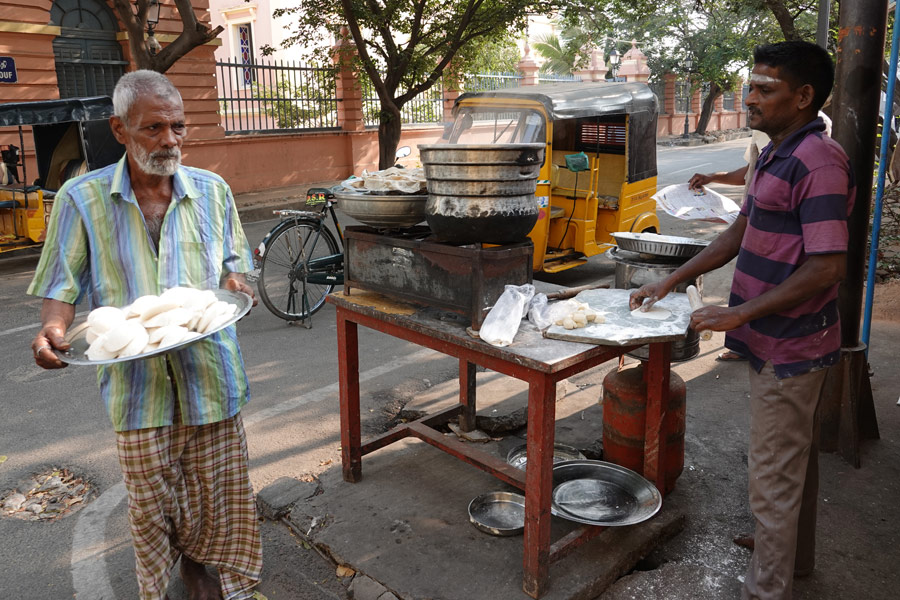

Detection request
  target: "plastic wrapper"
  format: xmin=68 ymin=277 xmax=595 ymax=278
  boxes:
xmin=479 ymin=284 xmax=535 ymax=347
xmin=340 ymin=166 xmax=426 ymax=194
xmin=527 ymin=293 xmax=551 ymax=330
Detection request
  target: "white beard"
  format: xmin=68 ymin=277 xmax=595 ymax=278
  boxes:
xmin=130 ymin=144 xmax=181 ymax=176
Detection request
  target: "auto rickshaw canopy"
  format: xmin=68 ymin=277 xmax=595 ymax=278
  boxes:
xmin=454 ymin=82 xmax=659 ymax=182
xmin=0 ymin=96 xmax=114 ymax=127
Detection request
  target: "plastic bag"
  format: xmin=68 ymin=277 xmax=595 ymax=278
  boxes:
xmin=527 ymin=293 xmax=551 ymax=330
xmin=479 ymin=284 xmax=535 ymax=347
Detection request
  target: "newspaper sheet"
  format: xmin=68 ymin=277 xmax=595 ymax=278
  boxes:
xmin=652 ymin=183 xmax=741 ymax=224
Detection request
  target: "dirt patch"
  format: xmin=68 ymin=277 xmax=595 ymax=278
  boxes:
xmin=872 ymin=278 xmax=900 ymax=322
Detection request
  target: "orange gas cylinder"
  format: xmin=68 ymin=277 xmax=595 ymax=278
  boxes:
xmin=601 ymin=362 xmax=685 ymax=494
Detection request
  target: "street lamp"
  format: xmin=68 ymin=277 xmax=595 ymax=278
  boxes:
xmin=134 ymin=0 xmax=162 ymax=55
xmin=683 ymin=54 xmax=693 ymax=138
xmin=608 ymin=48 xmax=619 ymax=81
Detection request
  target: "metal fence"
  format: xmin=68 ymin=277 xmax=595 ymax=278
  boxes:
xmin=537 ymin=73 xmax=581 ymax=84
xmin=361 ymin=76 xmax=444 ymax=127
xmin=722 ymin=90 xmax=735 ymax=111
xmin=216 ymin=59 xmax=339 ymax=134
xmin=463 ymin=72 xmax=523 ymax=91
xmin=676 ymin=80 xmax=691 ymax=113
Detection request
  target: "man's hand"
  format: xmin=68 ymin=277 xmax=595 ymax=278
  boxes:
xmin=688 ymin=172 xmax=714 ymax=191
xmin=629 ymin=282 xmax=672 ymax=311
xmin=32 ymin=299 xmax=75 ymax=370
xmin=690 ymin=305 xmax=748 ymax=333
xmin=223 ymin=273 xmax=258 ymax=307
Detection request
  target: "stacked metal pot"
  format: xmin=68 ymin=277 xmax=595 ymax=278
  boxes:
xmin=418 ymin=143 xmax=544 ymax=245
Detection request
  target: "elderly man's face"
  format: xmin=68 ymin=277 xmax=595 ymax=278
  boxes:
xmin=744 ymin=63 xmax=814 ymax=138
xmin=111 ymin=94 xmax=186 ymax=177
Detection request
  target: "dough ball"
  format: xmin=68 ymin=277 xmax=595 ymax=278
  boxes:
xmin=562 ymin=317 xmax=576 ymax=330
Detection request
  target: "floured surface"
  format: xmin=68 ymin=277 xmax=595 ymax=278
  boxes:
xmin=544 ymin=288 xmax=692 ymax=345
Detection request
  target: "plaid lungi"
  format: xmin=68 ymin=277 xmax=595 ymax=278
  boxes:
xmin=116 ymin=412 xmax=262 ymax=600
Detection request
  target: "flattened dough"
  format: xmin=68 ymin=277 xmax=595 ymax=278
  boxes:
xmin=631 ymin=305 xmax=672 ymax=320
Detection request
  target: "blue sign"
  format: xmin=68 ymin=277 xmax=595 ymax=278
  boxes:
xmin=0 ymin=57 xmax=17 ymax=84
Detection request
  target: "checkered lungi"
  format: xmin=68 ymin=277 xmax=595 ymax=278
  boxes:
xmin=116 ymin=412 xmax=262 ymax=600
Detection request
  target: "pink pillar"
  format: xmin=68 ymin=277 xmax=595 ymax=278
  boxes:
xmin=443 ymin=88 xmax=460 ymax=122
xmin=663 ymin=73 xmax=676 ymax=116
xmin=518 ymin=43 xmax=540 ymax=86
xmin=333 ymin=27 xmax=365 ymax=132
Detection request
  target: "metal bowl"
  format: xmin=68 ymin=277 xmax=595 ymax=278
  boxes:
xmin=419 ymin=143 xmax=545 ymax=166
xmin=550 ymin=460 xmax=662 ymax=526
xmin=333 ymin=190 xmax=428 ymax=228
xmin=467 ymin=491 xmax=526 ymax=536
xmin=611 ymin=232 xmax=709 ymax=258
xmin=506 ymin=443 xmax=586 ymax=471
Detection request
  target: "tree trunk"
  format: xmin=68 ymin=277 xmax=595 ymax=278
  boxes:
xmin=377 ymin=102 xmax=403 ymax=170
xmin=696 ymin=82 xmax=722 ymax=136
xmin=763 ymin=0 xmax=802 ymax=41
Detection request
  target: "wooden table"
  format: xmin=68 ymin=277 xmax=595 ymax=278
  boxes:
xmin=327 ymin=291 xmax=677 ymax=598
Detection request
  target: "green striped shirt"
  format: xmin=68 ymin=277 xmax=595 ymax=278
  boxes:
xmin=28 ymin=155 xmax=254 ymax=431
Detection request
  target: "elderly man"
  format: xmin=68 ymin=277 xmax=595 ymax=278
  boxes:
xmin=28 ymin=70 xmax=262 ymax=600
xmin=630 ymin=41 xmax=853 ymax=600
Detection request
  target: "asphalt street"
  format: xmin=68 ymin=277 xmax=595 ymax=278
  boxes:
xmin=0 ymin=138 xmax=749 ymax=599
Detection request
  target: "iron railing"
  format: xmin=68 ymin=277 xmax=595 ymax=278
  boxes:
xmin=722 ymin=90 xmax=735 ymax=111
xmin=676 ymin=80 xmax=691 ymax=113
xmin=463 ymin=72 xmax=523 ymax=91
xmin=216 ymin=59 xmax=339 ymax=134
xmin=361 ymin=77 xmax=444 ymax=127
xmin=537 ymin=73 xmax=581 ymax=84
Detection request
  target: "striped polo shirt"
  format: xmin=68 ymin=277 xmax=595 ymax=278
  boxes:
xmin=28 ymin=155 xmax=254 ymax=431
xmin=724 ymin=118 xmax=854 ymax=378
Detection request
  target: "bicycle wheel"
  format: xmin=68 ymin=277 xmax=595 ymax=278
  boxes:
xmin=257 ymin=219 xmax=340 ymax=321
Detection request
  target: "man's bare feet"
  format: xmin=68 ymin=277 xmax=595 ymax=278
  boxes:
xmin=180 ymin=555 xmax=223 ymax=600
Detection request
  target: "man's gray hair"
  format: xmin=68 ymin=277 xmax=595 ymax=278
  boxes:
xmin=113 ymin=70 xmax=182 ymax=124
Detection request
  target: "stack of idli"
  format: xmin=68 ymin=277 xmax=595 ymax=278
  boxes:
xmin=78 ymin=287 xmax=240 ymax=361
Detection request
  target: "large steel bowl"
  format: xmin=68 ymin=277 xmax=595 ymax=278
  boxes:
xmin=333 ymin=190 xmax=427 ymax=228
xmin=418 ymin=143 xmax=545 ymax=166
xmin=550 ymin=459 xmax=662 ymax=526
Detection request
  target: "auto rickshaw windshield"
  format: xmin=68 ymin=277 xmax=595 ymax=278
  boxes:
xmin=446 ymin=107 xmax=545 ymax=145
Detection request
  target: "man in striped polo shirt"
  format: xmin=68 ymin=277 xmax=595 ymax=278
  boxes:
xmin=28 ymin=71 xmax=263 ymax=600
xmin=630 ymin=41 xmax=853 ymax=599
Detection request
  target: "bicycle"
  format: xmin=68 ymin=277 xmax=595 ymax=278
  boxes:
xmin=252 ymin=187 xmax=344 ymax=324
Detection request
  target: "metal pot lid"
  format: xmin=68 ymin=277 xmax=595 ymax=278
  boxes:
xmin=612 ymin=232 xmax=709 ymax=259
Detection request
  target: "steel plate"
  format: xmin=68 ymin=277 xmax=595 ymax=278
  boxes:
xmin=506 ymin=443 xmax=586 ymax=471
xmin=54 ymin=289 xmax=252 ymax=366
xmin=467 ymin=491 xmax=526 ymax=536
xmin=550 ymin=460 xmax=662 ymax=526
xmin=612 ymin=232 xmax=709 ymax=258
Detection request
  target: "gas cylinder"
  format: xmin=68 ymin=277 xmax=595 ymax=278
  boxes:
xmin=601 ymin=362 xmax=686 ymax=494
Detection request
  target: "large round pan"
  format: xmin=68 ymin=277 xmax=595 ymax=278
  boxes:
xmin=550 ymin=460 xmax=662 ymax=526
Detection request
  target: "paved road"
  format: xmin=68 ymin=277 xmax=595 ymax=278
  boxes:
xmin=0 ymin=138 xmax=747 ymax=599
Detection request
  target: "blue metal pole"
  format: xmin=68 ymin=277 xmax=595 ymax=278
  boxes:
xmin=863 ymin=0 xmax=900 ymax=351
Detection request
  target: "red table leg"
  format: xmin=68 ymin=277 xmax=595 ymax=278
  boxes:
xmin=522 ymin=375 xmax=556 ymax=598
xmin=459 ymin=359 xmax=477 ymax=432
xmin=643 ymin=342 xmax=671 ymax=493
xmin=337 ymin=308 xmax=362 ymax=482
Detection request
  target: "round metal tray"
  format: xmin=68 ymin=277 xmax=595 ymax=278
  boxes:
xmin=54 ymin=289 xmax=252 ymax=366
xmin=467 ymin=491 xmax=526 ymax=536
xmin=611 ymin=232 xmax=709 ymax=258
xmin=333 ymin=190 xmax=428 ymax=228
xmin=506 ymin=443 xmax=586 ymax=471
xmin=550 ymin=460 xmax=662 ymax=526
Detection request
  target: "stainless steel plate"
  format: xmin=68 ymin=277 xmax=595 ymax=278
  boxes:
xmin=550 ymin=460 xmax=662 ymax=526
xmin=506 ymin=443 xmax=586 ymax=471
xmin=612 ymin=232 xmax=709 ymax=258
xmin=54 ymin=289 xmax=252 ymax=366
xmin=467 ymin=491 xmax=526 ymax=536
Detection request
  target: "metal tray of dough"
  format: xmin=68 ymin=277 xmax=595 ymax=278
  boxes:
xmin=550 ymin=460 xmax=662 ymax=526
xmin=54 ymin=289 xmax=252 ymax=366
xmin=611 ymin=232 xmax=709 ymax=258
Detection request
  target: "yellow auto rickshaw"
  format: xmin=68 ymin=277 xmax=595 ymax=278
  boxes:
xmin=0 ymin=96 xmax=123 ymax=254
xmin=444 ymin=82 xmax=661 ymax=272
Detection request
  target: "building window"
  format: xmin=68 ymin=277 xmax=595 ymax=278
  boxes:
xmin=236 ymin=24 xmax=254 ymax=86
xmin=50 ymin=0 xmax=127 ymax=98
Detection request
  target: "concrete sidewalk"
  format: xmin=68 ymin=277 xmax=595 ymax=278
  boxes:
xmin=250 ymin=292 xmax=899 ymax=599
